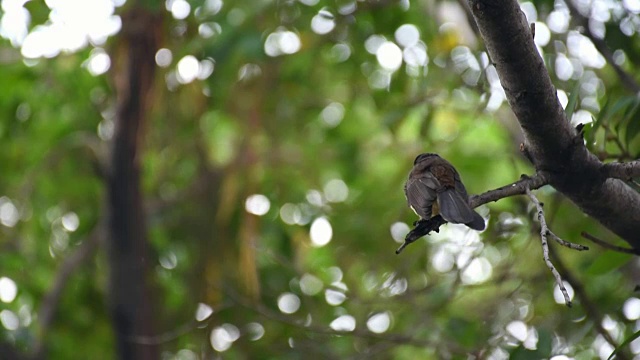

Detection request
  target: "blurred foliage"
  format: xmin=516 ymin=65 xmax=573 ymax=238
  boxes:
xmin=1 ymin=0 xmax=640 ymax=359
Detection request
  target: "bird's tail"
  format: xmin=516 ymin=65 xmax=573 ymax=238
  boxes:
xmin=437 ymin=189 xmax=485 ymax=231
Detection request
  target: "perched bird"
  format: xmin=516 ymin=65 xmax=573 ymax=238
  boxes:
xmin=404 ymin=153 xmax=485 ymax=231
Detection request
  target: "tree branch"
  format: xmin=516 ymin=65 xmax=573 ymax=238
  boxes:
xmin=468 ymin=172 xmax=548 ymax=208
xmin=468 ymin=0 xmax=640 ymax=249
xmin=525 ymin=186 xmax=588 ymax=307
xmin=601 ymin=160 xmax=640 ymax=181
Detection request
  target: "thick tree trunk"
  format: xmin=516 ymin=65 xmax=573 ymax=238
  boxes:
xmin=468 ymin=0 xmax=640 ymax=248
xmin=106 ymin=8 xmax=160 ymax=359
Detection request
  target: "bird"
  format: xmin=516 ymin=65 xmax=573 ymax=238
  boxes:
xmin=404 ymin=153 xmax=485 ymax=231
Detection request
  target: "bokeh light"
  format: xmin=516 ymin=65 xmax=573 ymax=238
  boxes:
xmin=0 ymin=277 xmax=17 ymax=303
xmin=376 ymin=41 xmax=403 ymax=71
xmin=389 ymin=222 xmax=409 ymax=243
xmin=623 ymin=297 xmax=640 ymax=320
xmin=0 ymin=310 xmax=19 ymax=330
xmin=277 ymin=292 xmax=301 ymax=314
xmin=168 ymin=0 xmax=191 ymax=20
xmin=85 ymin=48 xmax=110 ymax=76
xmin=461 ymin=257 xmax=492 ymax=284
xmin=155 ymin=48 xmax=173 ymax=67
xmin=329 ymin=315 xmax=355 ymax=332
xmin=299 ymin=273 xmax=323 ymax=296
xmin=366 ymin=312 xmax=391 ymax=333
xmin=394 ymin=24 xmax=420 ymax=48
xmin=264 ymin=28 xmax=301 ymax=57
xmin=19 ymin=0 xmax=122 ymax=58
xmin=195 ymin=303 xmax=213 ymax=321
xmin=0 ymin=197 xmax=19 ymax=228
xmin=176 ymin=55 xmax=200 ymax=84
xmin=210 ymin=324 xmax=240 ymax=352
xmin=553 ymin=281 xmax=575 ymax=305
xmin=310 ymin=217 xmax=332 ymax=247
xmin=311 ymin=9 xmax=335 ymax=35
xmin=245 ymin=322 xmax=265 ymax=341
xmin=324 ymin=288 xmax=346 ymax=306
xmin=323 ymin=179 xmax=348 ymax=203
xmin=245 ymin=194 xmax=271 ymax=216
xmin=320 ymin=102 xmax=345 ymax=128
xmin=61 ymin=212 xmax=80 ymax=232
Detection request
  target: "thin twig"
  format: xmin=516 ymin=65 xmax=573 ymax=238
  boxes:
xmin=581 ymin=231 xmax=640 ymax=255
xmin=551 ymin=252 xmax=631 ymax=360
xmin=548 ymin=231 xmax=589 ymax=251
xmin=469 ymin=172 xmax=549 ymax=208
xmin=525 ymin=186 xmax=573 ymax=307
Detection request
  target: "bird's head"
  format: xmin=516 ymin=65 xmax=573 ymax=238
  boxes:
xmin=413 ymin=153 xmax=440 ymax=165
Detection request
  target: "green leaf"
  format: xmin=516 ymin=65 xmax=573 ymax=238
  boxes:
xmin=625 ymin=100 xmax=640 ymax=147
xmin=590 ymin=98 xmax=610 ymax=136
xmin=564 ymin=81 xmax=581 ymax=121
xmin=608 ymin=329 xmax=640 ymax=360
xmin=586 ymin=251 xmax=632 ymax=275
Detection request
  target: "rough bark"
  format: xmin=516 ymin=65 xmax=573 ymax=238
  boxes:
xmin=106 ymin=8 xmax=161 ymax=360
xmin=467 ymin=0 xmax=640 ymax=248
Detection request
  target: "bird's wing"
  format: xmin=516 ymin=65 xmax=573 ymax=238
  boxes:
xmin=437 ymin=189 xmax=476 ymax=224
xmin=405 ymin=174 xmax=439 ymax=219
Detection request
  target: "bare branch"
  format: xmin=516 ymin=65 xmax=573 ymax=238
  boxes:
xmin=581 ymin=231 xmax=640 ymax=255
xmin=601 ymin=160 xmax=640 ymax=181
xmin=548 ymin=231 xmax=589 ymax=251
xmin=526 ymin=186 xmax=574 ymax=307
xmin=469 ymin=172 xmax=549 ymax=208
